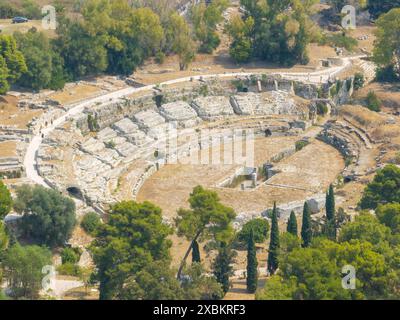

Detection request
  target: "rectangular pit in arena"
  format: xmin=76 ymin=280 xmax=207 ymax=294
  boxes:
xmin=191 ymin=96 xmax=235 ymax=121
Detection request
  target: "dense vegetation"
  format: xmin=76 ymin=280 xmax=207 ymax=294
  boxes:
xmin=373 ymin=8 xmax=400 ymax=82
xmin=91 ymin=186 xmax=235 ymax=300
xmin=256 ymin=165 xmax=400 ymax=300
xmin=227 ymin=0 xmax=318 ymax=66
xmin=13 ymin=184 xmax=76 ymax=247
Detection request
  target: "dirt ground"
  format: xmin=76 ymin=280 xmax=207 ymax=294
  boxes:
xmin=224 ymin=277 xmax=268 ymax=300
xmin=0 ymin=141 xmax=17 ymax=157
xmin=353 ymin=82 xmax=400 ymax=114
xmin=134 ymin=42 xmax=337 ymax=85
xmin=347 ymin=25 xmax=377 ymax=53
xmin=138 ymin=135 xmax=344 ymax=270
xmin=0 ymin=19 xmax=55 ymax=36
xmin=0 ymin=95 xmax=42 ymax=128
xmin=48 ymin=83 xmax=103 ymax=105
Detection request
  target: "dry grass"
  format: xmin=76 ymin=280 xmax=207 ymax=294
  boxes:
xmin=0 ymin=95 xmax=42 ymax=129
xmin=340 ymin=105 xmax=386 ymax=128
xmin=371 ymin=125 xmax=400 ymax=141
xmin=0 ymin=141 xmax=17 ymax=157
xmin=49 ymin=84 xmax=102 ymax=105
xmin=0 ymin=19 xmax=55 ymax=37
xmin=354 ymin=83 xmax=400 ymax=112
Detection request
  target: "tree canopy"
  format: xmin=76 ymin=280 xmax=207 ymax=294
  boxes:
xmin=237 ymin=218 xmax=269 ymax=244
xmin=359 ymin=165 xmax=400 ymax=209
xmin=3 ymin=244 xmax=52 ymax=299
xmin=91 ymin=200 xmax=173 ymax=300
xmin=0 ymin=35 xmax=27 ymax=94
xmin=230 ymin=0 xmax=319 ymax=66
xmin=13 ymin=184 xmax=76 ymax=248
xmin=373 ymin=8 xmax=400 ymax=81
xmin=175 ymin=185 xmax=236 ymax=278
xmin=0 ymin=180 xmax=12 ymax=219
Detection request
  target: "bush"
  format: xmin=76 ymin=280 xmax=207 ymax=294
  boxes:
xmin=87 ymin=114 xmax=99 ymax=132
xmin=295 ymin=140 xmax=310 ymax=151
xmin=155 ymin=51 xmax=166 ymax=64
xmin=0 ymin=3 xmax=23 ymax=19
xmin=366 ymin=91 xmax=381 ymax=112
xmin=0 ymin=180 xmax=12 ymax=219
xmin=57 ymin=263 xmax=82 ymax=277
xmin=198 ymin=84 xmax=208 ymax=96
xmin=237 ymin=218 xmax=270 ymax=244
xmin=81 ymin=212 xmax=101 ymax=235
xmin=60 ymin=247 xmax=81 ymax=265
xmin=105 ymin=140 xmax=116 ymax=149
xmin=327 ymin=33 xmax=358 ymax=52
xmin=198 ymin=32 xmax=220 ymax=54
xmin=230 ymin=36 xmax=252 ymax=63
xmin=359 ymin=164 xmax=400 ymax=209
xmin=353 ymin=73 xmax=365 ymax=90
xmin=316 ymin=102 xmax=328 ymax=116
xmin=14 ymin=185 xmax=76 ymax=248
xmin=376 ymin=65 xmax=400 ymax=83
xmin=232 ymin=79 xmax=247 ymax=92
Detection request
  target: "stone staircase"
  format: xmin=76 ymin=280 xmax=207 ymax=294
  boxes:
xmin=355 ymin=59 xmax=377 ymax=83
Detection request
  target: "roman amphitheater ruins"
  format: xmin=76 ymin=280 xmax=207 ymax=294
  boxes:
xmin=7 ymin=55 xmax=376 ymax=233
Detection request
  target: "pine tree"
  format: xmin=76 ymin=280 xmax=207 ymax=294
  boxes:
xmin=246 ymin=229 xmax=258 ymax=293
xmin=267 ymin=202 xmax=280 ymax=274
xmin=286 ymin=211 xmax=298 ymax=236
xmin=301 ymin=202 xmax=312 ymax=247
xmin=213 ymin=242 xmax=234 ymax=294
xmin=191 ymin=240 xmax=201 ymax=263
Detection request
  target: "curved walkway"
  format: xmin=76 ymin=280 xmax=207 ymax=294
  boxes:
xmin=23 ymin=56 xmax=359 ymax=188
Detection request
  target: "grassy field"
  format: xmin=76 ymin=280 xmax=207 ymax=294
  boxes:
xmin=0 ymin=18 xmax=52 ymax=35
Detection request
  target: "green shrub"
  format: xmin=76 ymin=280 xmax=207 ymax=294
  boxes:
xmin=394 ymin=152 xmax=400 ymax=165
xmin=316 ymin=102 xmax=328 ymax=116
xmin=87 ymin=114 xmax=99 ymax=132
xmin=295 ymin=140 xmax=310 ymax=151
xmin=366 ymin=91 xmax=381 ymax=112
xmin=60 ymin=247 xmax=81 ymax=265
xmin=353 ymin=73 xmax=365 ymax=90
xmin=376 ymin=65 xmax=400 ymax=83
xmin=57 ymin=263 xmax=82 ymax=277
xmin=327 ymin=33 xmax=358 ymax=52
xmin=232 ymin=79 xmax=247 ymax=92
xmin=237 ymin=218 xmax=270 ymax=244
xmin=155 ymin=51 xmax=166 ymax=64
xmin=0 ymin=3 xmax=23 ymax=19
xmin=105 ymin=140 xmax=116 ymax=149
xmin=81 ymin=212 xmax=101 ymax=235
xmin=198 ymin=84 xmax=209 ymax=96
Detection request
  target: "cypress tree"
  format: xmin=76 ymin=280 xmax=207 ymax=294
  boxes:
xmin=325 ymin=184 xmax=337 ymax=239
xmin=213 ymin=242 xmax=234 ymax=294
xmin=286 ymin=211 xmax=298 ymax=236
xmin=267 ymin=202 xmax=280 ymax=274
xmin=192 ymin=240 xmax=201 ymax=263
xmin=326 ymin=184 xmax=335 ymax=222
xmin=246 ymin=229 xmax=258 ymax=293
xmin=301 ymin=202 xmax=312 ymax=247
